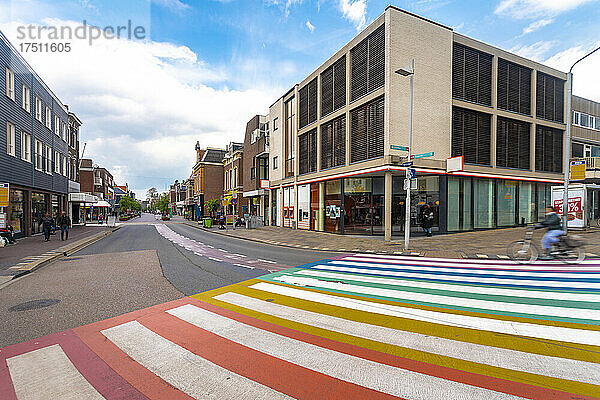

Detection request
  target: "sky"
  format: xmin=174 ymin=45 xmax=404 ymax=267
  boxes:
xmin=1 ymin=0 xmax=599 ymax=199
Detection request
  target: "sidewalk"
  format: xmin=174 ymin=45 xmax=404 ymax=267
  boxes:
xmin=0 ymin=225 xmax=112 ymax=272
xmin=182 ymin=220 xmax=600 ymax=258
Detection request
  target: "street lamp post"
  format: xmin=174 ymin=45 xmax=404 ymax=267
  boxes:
xmin=396 ymin=59 xmax=415 ymax=250
xmin=562 ymin=45 xmax=600 ymax=230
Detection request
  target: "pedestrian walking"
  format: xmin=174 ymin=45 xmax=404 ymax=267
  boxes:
xmin=420 ymin=204 xmax=434 ymax=237
xmin=57 ymin=211 xmax=71 ymax=241
xmin=39 ymin=213 xmax=54 ymax=242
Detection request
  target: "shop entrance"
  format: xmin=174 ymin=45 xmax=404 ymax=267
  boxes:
xmin=392 ymin=176 xmax=439 ymax=235
xmin=31 ymin=193 xmax=47 ymax=234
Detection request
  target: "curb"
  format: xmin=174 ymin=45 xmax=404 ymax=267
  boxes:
xmin=7 ymin=226 xmax=121 ymax=279
xmin=179 ymin=221 xmax=425 ymax=256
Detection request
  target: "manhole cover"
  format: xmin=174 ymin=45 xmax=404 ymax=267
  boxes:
xmin=8 ymin=299 xmax=61 ymax=312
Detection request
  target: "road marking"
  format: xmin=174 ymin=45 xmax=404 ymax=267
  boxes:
xmin=214 ymin=292 xmax=600 ymax=384
xmin=249 ymin=282 xmax=600 ymax=346
xmin=6 ymin=344 xmax=104 ymax=400
xmin=208 ymin=257 xmax=222 ymax=262
xmin=273 ymin=275 xmax=599 ymax=322
xmin=101 ymin=321 xmax=293 ymax=400
xmin=258 ymin=259 xmax=276 ymax=264
xmin=234 ymin=263 xmax=255 ymax=269
xmin=168 ymin=304 xmax=525 ymax=400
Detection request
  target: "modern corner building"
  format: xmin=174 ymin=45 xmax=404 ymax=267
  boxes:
xmin=266 ymin=5 xmax=569 ymax=238
xmin=1 ymin=30 xmax=76 ymax=237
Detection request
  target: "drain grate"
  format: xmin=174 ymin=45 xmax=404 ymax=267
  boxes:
xmin=8 ymin=299 xmax=61 ymax=312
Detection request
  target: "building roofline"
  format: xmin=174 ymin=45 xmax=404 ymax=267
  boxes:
xmin=0 ymin=29 xmax=69 ymax=114
xmin=269 ymin=86 xmax=296 ymax=109
xmin=385 ymin=5 xmax=452 ymax=30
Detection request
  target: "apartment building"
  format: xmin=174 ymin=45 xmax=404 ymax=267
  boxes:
xmin=267 ymin=5 xmax=568 ymax=238
xmin=79 ymin=159 xmax=114 ymax=220
xmin=0 ymin=30 xmax=71 ymax=237
xmin=189 ymin=144 xmax=226 ymax=220
xmin=242 ymin=115 xmax=270 ymax=223
xmin=222 ymin=142 xmax=246 ymax=218
xmin=66 ymin=110 xmax=83 ymax=222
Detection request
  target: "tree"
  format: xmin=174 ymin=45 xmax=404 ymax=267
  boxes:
xmin=205 ymin=198 xmax=220 ymax=219
xmin=146 ymin=187 xmax=157 ymax=200
xmin=156 ymin=194 xmax=170 ymax=214
xmin=119 ymin=196 xmax=139 ymax=214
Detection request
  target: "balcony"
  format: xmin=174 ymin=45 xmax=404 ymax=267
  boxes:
xmin=94 ymin=178 xmax=102 ymax=186
xmin=570 ymin=157 xmax=600 ymax=180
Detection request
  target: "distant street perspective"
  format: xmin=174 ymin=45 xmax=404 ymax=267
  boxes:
xmin=2 ymin=0 xmax=600 ymax=399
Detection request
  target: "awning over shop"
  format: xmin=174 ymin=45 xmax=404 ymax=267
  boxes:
xmin=69 ymin=193 xmax=98 ymax=203
xmin=96 ymin=200 xmax=112 ymax=207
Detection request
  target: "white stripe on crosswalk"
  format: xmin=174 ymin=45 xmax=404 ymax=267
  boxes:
xmin=353 ymin=253 xmax=600 ymax=266
xmin=249 ymin=282 xmax=600 ymax=346
xmin=294 ymin=269 xmax=600 ymax=302
xmin=317 ymin=264 xmax=600 ymax=290
xmin=101 ymin=321 xmax=292 ymax=400
xmin=168 ymin=304 xmax=525 ymax=400
xmin=6 ymin=344 xmax=104 ymax=400
xmin=273 ymin=275 xmax=600 ymax=321
xmin=214 ymin=292 xmax=600 ymax=384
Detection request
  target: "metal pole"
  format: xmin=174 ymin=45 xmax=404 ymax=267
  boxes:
xmin=404 ymin=59 xmax=414 ymax=250
xmin=562 ymin=44 xmax=600 ymax=231
xmin=562 ymin=73 xmax=572 ymax=231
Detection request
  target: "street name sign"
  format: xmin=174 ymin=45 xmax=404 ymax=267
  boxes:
xmin=391 ymin=145 xmax=409 ymax=151
xmin=411 ymin=151 xmax=434 ymax=160
xmin=401 ymin=161 xmax=413 ymax=167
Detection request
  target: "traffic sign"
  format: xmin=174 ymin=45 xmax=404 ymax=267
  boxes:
xmin=411 ymin=151 xmax=434 ymax=160
xmin=406 ymin=168 xmax=416 ymax=179
xmin=231 ymin=198 xmax=237 ymax=205
xmin=400 ymin=161 xmax=413 ymax=167
xmin=570 ymin=160 xmax=586 ymax=181
xmin=391 ymin=145 xmax=409 ymax=151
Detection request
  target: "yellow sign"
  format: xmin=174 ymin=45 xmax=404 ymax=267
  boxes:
xmin=0 ymin=183 xmax=8 ymax=207
xmin=570 ymin=160 xmax=586 ymax=181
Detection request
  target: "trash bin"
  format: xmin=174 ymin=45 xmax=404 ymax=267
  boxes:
xmin=203 ymin=218 xmax=212 ymax=228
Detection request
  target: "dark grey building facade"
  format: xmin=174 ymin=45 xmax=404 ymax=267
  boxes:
xmin=1 ymin=30 xmax=71 ymax=237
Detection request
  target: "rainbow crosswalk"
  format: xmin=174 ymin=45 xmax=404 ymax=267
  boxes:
xmin=1 ymin=254 xmax=599 ymax=399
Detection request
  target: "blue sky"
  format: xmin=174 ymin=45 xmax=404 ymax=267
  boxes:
xmin=1 ymin=0 xmax=599 ymax=197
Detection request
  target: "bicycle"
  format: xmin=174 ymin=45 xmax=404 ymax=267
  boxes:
xmin=507 ymin=226 xmax=586 ymax=264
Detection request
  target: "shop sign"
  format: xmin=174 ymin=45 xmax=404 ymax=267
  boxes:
xmin=260 ymin=180 xmax=270 ymax=189
xmin=552 ymin=187 xmax=585 ymax=228
xmin=0 ymin=183 xmax=8 ymax=207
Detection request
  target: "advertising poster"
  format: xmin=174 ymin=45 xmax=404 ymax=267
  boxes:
xmin=552 ymin=187 xmax=585 ymax=228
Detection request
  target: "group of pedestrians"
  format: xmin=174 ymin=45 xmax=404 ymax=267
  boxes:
xmin=39 ymin=211 xmax=71 ymax=242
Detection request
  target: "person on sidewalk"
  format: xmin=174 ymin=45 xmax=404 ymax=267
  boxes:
xmin=420 ymin=204 xmax=434 ymax=237
xmin=39 ymin=213 xmax=54 ymax=242
xmin=57 ymin=211 xmax=71 ymax=241
xmin=535 ymin=206 xmax=564 ymax=259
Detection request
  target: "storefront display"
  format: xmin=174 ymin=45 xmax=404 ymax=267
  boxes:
xmin=9 ymin=189 xmax=24 ymax=235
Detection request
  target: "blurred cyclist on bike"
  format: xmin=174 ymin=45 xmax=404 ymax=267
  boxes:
xmin=535 ymin=206 xmax=564 ymax=259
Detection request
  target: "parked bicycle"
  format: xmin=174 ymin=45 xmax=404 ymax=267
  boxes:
xmin=507 ymin=226 xmax=585 ymax=264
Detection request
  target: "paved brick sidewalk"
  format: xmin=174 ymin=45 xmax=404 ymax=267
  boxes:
xmin=182 ymin=220 xmax=600 ymax=259
xmin=0 ymin=226 xmax=111 ymax=271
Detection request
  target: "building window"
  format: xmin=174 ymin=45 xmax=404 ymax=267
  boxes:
xmin=6 ymin=122 xmax=15 ymax=156
xmin=62 ymin=122 xmax=67 ymax=141
xmin=273 ymin=117 xmax=278 ymax=131
xmin=321 ymin=114 xmax=346 ymax=169
xmin=573 ymin=111 xmax=580 ymax=125
xmin=321 ymin=55 xmax=346 ymax=117
xmin=45 ymin=107 xmax=52 ymax=129
xmin=452 ymin=43 xmax=492 ymax=106
xmin=55 ymin=116 xmax=60 ymax=136
xmin=21 ymin=131 xmax=31 ymax=162
xmin=299 ymin=77 xmax=318 ymax=129
xmin=497 ymin=58 xmax=531 ymax=115
xmin=5 ymin=68 xmax=14 ymax=100
xmin=54 ymin=150 xmax=60 ymax=173
xmin=536 ymin=72 xmax=564 ymax=123
xmin=35 ymin=97 xmax=42 ymax=121
xmin=451 ymin=106 xmax=491 ymax=165
xmin=273 ymin=156 xmax=278 ymax=170
xmin=299 ymin=128 xmax=317 ymax=174
xmin=35 ymin=139 xmax=43 ymax=170
xmin=45 ymin=145 xmax=52 ymax=174
xmin=351 ymin=24 xmax=385 ymax=101
xmin=496 ymin=117 xmax=530 ymax=170
xmin=284 ymin=97 xmax=295 ymax=177
xmin=535 ymin=125 xmax=563 ymax=173
xmin=63 ymin=154 xmax=67 ymax=176
xmin=22 ymin=84 xmax=31 ymax=112
xmin=350 ymin=95 xmax=384 ymax=163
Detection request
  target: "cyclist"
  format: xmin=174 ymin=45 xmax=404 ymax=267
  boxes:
xmin=535 ymin=206 xmax=564 ymax=259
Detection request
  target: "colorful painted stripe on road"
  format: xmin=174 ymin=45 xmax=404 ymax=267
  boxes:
xmin=1 ymin=254 xmax=600 ymax=399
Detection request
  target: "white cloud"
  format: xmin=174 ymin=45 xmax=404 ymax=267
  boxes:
xmin=495 ymin=0 xmax=596 ymax=19
xmin=510 ymin=40 xmax=556 ymax=61
xmin=306 ymin=19 xmax=315 ymax=32
xmin=544 ymin=41 xmax=600 ymax=102
xmin=151 ymin=0 xmax=190 ymax=12
xmin=0 ymin=19 xmax=279 ymax=193
xmin=266 ymin=0 xmax=304 ymax=17
xmin=522 ymin=18 xmax=553 ymax=34
xmin=338 ymin=0 xmax=367 ymax=31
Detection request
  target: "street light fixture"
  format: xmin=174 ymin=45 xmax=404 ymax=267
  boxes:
xmin=395 ymin=59 xmax=415 ymax=250
xmin=562 ymin=45 xmax=600 ymax=230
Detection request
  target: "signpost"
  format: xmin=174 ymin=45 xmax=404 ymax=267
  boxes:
xmin=391 ymin=145 xmax=409 ymax=151
xmin=411 ymin=151 xmax=434 ymax=160
xmin=570 ymin=160 xmax=586 ymax=181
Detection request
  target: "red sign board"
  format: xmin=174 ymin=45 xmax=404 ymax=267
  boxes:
xmin=553 ymin=197 xmax=582 ymax=215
